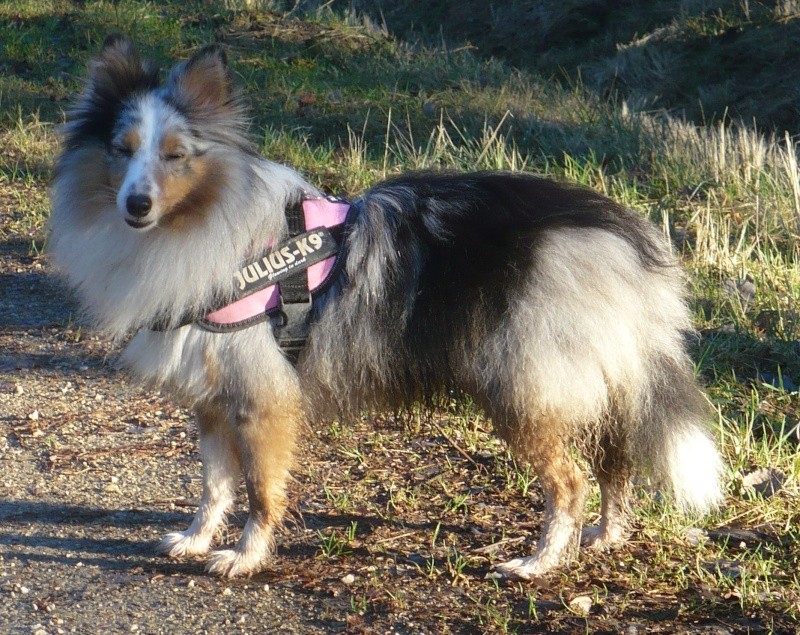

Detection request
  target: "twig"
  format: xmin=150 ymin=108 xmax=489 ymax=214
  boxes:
xmin=430 ymin=420 xmax=485 ymax=473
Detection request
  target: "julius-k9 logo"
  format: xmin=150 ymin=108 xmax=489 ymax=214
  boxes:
xmin=233 ymin=229 xmax=338 ymax=294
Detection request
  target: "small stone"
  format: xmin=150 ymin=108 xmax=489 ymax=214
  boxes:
xmin=263 ymin=584 xmax=270 ymax=592
xmin=187 ymin=579 xmax=195 ymax=588
xmin=341 ymin=574 xmax=355 ymax=585
xmin=20 ymin=586 xmax=30 ymax=594
xmin=703 ymin=559 xmax=743 ymax=579
xmin=568 ymin=595 xmax=592 ymax=616
xmin=222 ymin=587 xmax=232 ymax=596
xmin=28 ymin=411 xmax=39 ymax=421
xmin=15 ymin=384 xmax=24 ymax=395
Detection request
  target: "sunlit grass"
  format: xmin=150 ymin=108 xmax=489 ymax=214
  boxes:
xmin=1 ymin=0 xmax=799 ymax=628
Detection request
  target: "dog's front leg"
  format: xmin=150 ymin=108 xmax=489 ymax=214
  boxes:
xmin=158 ymin=402 xmax=240 ymax=558
xmin=205 ymin=395 xmax=299 ymax=578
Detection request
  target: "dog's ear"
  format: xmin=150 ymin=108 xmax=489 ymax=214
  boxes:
xmin=167 ymin=45 xmax=235 ymax=113
xmin=88 ymin=33 xmax=159 ymax=104
xmin=63 ymin=34 xmax=159 ymax=148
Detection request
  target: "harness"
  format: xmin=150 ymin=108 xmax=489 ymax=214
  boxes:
xmin=168 ymin=195 xmax=356 ymax=361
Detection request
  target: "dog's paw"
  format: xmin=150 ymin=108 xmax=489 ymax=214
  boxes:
xmin=205 ymin=549 xmax=265 ymax=578
xmin=580 ymin=525 xmax=627 ymax=551
xmin=491 ymin=555 xmax=553 ymax=581
xmin=157 ymin=531 xmax=213 ymax=558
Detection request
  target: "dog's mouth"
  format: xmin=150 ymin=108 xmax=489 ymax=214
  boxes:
xmin=125 ymin=218 xmax=155 ymax=229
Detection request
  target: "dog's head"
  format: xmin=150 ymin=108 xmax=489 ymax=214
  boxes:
xmin=63 ymin=35 xmax=251 ymax=230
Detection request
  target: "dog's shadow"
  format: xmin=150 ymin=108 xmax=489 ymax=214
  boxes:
xmin=0 ymin=499 xmax=199 ymax=574
xmin=0 ymin=499 xmax=466 ymax=576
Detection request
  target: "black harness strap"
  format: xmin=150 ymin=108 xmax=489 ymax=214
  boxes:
xmin=273 ymin=200 xmax=313 ymax=362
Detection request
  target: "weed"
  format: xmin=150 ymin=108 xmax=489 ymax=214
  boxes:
xmin=317 ymin=528 xmax=352 ymax=558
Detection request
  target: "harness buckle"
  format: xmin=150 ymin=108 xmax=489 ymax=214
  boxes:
xmin=272 ymin=287 xmax=312 ymax=362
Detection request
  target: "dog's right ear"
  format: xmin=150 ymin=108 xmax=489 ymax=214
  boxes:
xmin=87 ymin=33 xmax=159 ymax=104
xmin=63 ymin=35 xmax=160 ymax=148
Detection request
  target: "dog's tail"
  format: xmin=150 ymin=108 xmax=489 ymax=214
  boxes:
xmin=632 ymin=356 xmax=724 ymax=514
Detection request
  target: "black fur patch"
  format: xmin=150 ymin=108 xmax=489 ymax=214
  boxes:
xmin=342 ymin=171 xmax=672 ymax=401
xmin=64 ymin=36 xmax=160 ymax=150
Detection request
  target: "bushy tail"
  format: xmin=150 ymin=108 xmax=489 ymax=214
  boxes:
xmin=633 ymin=356 xmax=724 ymax=514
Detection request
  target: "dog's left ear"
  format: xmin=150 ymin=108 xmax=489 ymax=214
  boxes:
xmin=168 ymin=45 xmax=234 ymax=113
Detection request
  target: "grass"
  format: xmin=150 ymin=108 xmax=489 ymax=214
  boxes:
xmin=341 ymin=0 xmax=800 ymax=132
xmin=1 ymin=0 xmax=799 ymax=632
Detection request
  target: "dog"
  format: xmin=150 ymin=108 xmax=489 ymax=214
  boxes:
xmin=48 ymin=35 xmax=724 ymax=579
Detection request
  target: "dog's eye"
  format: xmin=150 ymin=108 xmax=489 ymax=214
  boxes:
xmin=112 ymin=145 xmax=133 ymax=158
xmin=164 ymin=152 xmax=186 ymax=162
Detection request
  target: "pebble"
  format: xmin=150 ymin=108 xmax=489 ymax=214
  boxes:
xmin=28 ymin=411 xmax=39 ymax=421
xmin=568 ymin=595 xmax=592 ymax=616
xmin=222 ymin=587 xmax=232 ymax=596
xmin=685 ymin=527 xmax=707 ymax=545
xmin=341 ymin=574 xmax=355 ymax=585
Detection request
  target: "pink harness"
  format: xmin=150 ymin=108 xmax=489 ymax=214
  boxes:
xmin=198 ymin=196 xmax=353 ymax=332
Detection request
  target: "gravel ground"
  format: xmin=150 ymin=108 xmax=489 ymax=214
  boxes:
xmin=0 ymin=241 xmax=351 ymax=634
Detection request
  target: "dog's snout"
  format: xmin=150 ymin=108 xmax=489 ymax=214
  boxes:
xmin=126 ymin=194 xmax=152 ymax=217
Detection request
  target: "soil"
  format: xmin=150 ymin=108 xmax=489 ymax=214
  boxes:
xmin=2 ymin=236 xmax=794 ymax=634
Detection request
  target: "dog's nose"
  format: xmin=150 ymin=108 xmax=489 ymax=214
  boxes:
xmin=126 ymin=194 xmax=152 ymax=217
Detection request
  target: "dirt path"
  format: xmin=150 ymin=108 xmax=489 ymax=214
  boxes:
xmin=0 ymin=241 xmax=355 ymax=633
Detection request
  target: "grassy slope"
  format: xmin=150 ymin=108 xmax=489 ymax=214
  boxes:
xmin=1 ymin=0 xmax=799 ymax=632
xmin=338 ymin=0 xmax=800 ymax=132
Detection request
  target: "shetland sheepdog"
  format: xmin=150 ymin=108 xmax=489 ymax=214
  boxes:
xmin=49 ymin=35 xmax=724 ymax=579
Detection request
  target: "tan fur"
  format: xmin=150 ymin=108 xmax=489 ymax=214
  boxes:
xmin=160 ymin=156 xmax=224 ymax=229
xmin=121 ymin=129 xmax=140 ymax=153
xmin=171 ymin=52 xmax=234 ymax=114
xmin=160 ymin=133 xmax=184 ymax=157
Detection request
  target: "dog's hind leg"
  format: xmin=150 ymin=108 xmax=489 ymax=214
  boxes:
xmin=494 ymin=427 xmax=588 ymax=580
xmin=581 ymin=433 xmax=632 ymax=550
xmin=205 ymin=393 xmax=300 ymax=578
xmin=158 ymin=402 xmax=240 ymax=558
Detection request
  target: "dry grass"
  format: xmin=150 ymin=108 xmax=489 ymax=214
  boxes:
xmin=1 ymin=1 xmax=799 ymax=632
